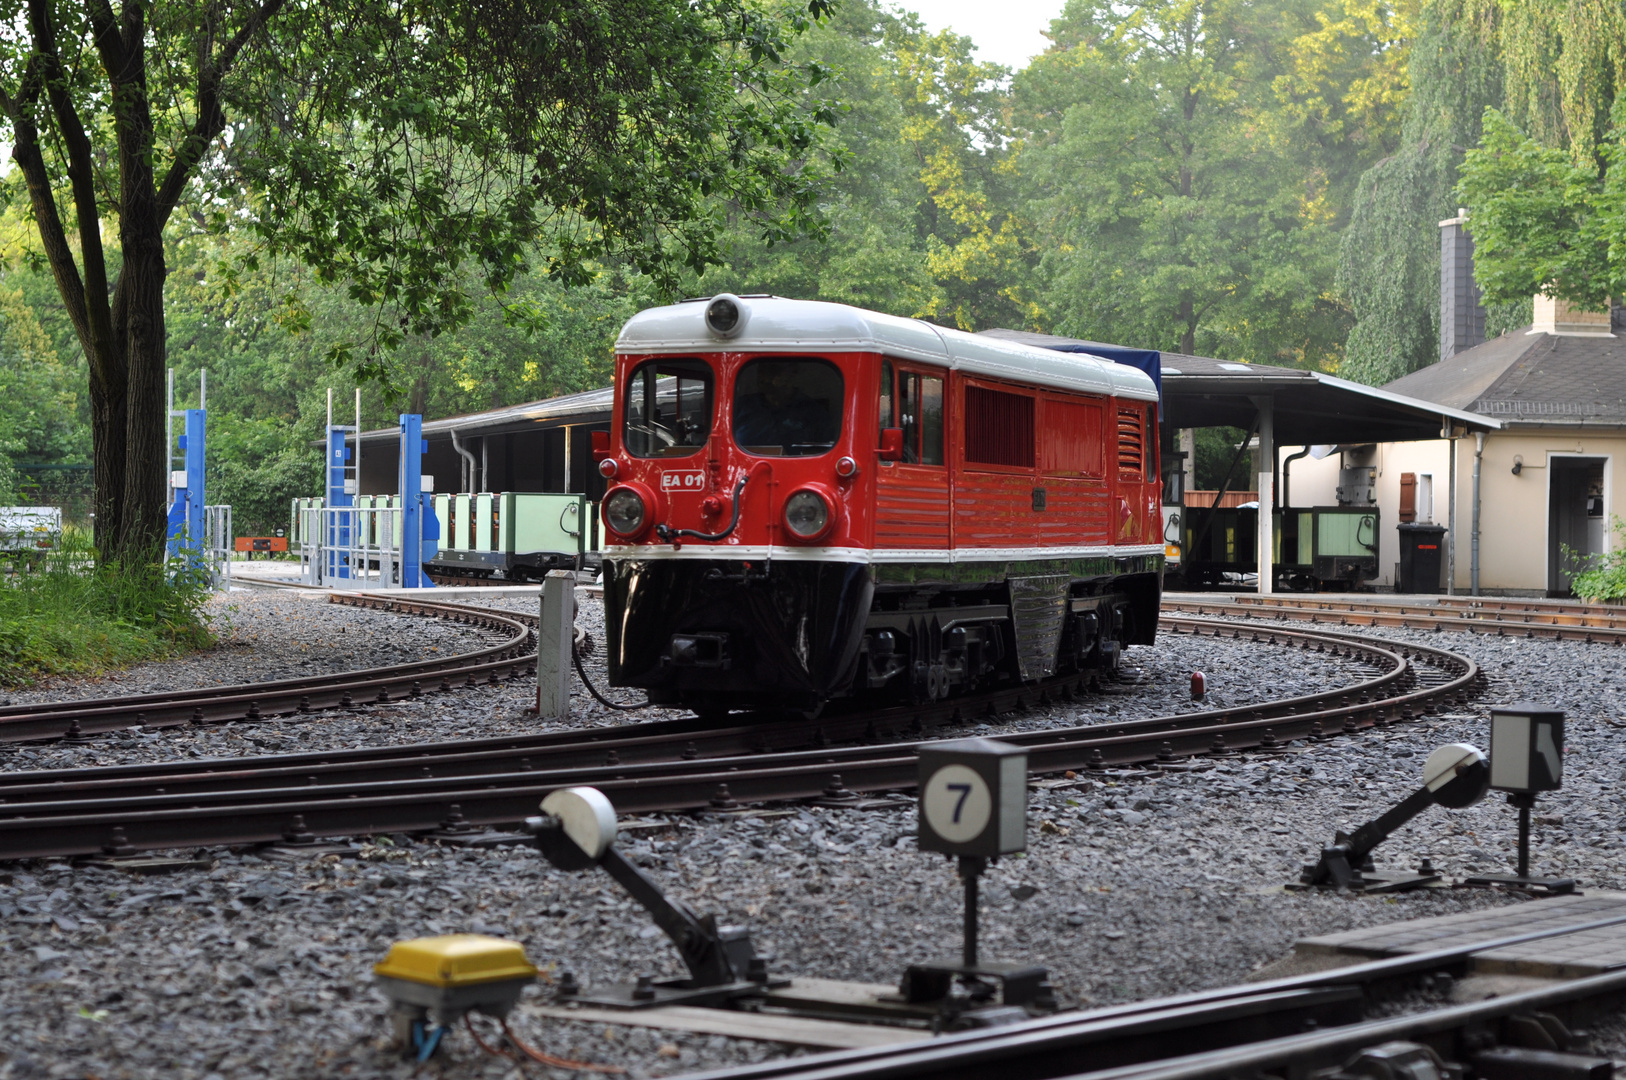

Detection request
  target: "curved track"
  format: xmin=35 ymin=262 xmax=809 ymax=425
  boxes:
xmin=0 ymin=613 xmax=1482 ymax=861
xmin=0 ymin=594 xmax=536 ymax=742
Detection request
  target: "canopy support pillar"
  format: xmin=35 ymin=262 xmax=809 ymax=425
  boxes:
xmin=1252 ymin=395 xmax=1274 ymax=595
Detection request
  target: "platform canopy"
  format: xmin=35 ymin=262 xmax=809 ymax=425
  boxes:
xmin=980 ymin=330 xmax=1500 ymax=442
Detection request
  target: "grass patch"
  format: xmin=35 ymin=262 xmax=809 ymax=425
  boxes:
xmin=0 ymin=529 xmax=215 ymax=687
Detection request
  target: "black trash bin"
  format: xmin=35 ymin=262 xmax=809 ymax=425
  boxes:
xmin=1397 ymin=523 xmax=1447 ymax=593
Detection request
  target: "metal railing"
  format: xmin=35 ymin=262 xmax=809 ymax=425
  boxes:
xmin=203 ymin=504 xmax=232 ymax=590
xmin=297 ymin=504 xmax=401 ymax=589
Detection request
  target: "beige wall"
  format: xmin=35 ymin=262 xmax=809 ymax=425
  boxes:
xmin=1274 ymin=429 xmax=1626 ymax=594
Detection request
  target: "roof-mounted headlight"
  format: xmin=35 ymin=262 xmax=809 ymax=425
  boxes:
xmin=705 ymin=294 xmax=748 ymax=339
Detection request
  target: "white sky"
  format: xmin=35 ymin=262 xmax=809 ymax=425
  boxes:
xmin=901 ymin=0 xmax=1068 ymax=71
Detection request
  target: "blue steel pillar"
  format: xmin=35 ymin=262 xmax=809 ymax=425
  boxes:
xmin=326 ymin=426 xmax=354 ymax=579
xmin=399 ymin=414 xmax=436 ymax=588
xmin=166 ymin=408 xmax=206 ymax=561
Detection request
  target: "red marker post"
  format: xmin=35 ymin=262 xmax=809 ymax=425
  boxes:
xmin=1190 ymin=672 xmax=1206 ymax=701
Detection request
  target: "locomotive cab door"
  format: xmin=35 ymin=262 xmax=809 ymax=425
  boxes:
xmin=875 ymin=359 xmax=949 ymax=553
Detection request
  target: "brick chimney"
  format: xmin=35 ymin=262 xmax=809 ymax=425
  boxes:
xmin=1439 ymin=209 xmax=1486 ymax=360
xmin=1531 ymin=294 xmax=1613 ymax=335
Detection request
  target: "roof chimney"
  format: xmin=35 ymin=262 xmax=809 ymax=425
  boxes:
xmin=1532 ymin=293 xmax=1613 ymax=335
xmin=1439 ymin=208 xmax=1486 ymax=361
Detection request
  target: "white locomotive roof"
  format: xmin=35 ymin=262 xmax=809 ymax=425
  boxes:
xmin=615 ymin=297 xmax=1159 ymax=403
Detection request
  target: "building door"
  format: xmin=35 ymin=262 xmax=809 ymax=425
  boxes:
xmin=1549 ymin=457 xmax=1607 ymax=595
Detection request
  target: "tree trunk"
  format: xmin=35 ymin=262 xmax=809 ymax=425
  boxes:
xmin=105 ymin=4 xmax=168 ymax=561
xmin=112 ymin=242 xmax=168 ymax=558
xmin=87 ymin=364 xmax=127 ymax=549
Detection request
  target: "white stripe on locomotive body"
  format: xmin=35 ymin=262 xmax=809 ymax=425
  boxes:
xmin=614 ymin=297 xmax=1159 ymax=404
xmin=603 ymin=543 xmax=1165 ymax=564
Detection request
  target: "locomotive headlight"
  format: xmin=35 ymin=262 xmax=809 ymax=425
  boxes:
xmin=783 ymin=489 xmax=833 ymax=541
xmin=705 ymin=294 xmax=748 ymax=338
xmin=604 ymin=487 xmax=649 ymax=537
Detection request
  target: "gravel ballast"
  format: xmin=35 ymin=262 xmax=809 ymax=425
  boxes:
xmin=1 ymin=591 xmax=1623 ymax=1078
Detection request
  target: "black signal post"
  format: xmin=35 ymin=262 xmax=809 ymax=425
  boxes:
xmin=1466 ymin=704 xmax=1572 ymax=894
xmin=908 ymin=738 xmax=1055 ymax=1023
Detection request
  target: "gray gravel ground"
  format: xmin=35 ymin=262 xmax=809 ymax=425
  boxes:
xmin=1 ymin=592 xmax=1623 ymax=1078
xmin=2 ymin=592 xmax=513 ymax=704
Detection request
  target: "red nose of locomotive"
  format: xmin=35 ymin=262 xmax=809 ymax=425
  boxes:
xmin=595 ymin=343 xmax=862 ymax=552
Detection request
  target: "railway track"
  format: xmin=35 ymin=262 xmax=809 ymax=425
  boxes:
xmin=0 ymin=594 xmax=537 ymax=742
xmin=0 ymin=614 xmax=1481 ymax=861
xmin=0 ymin=589 xmax=1554 ymax=749
xmin=1166 ymin=591 xmax=1626 ymax=642
xmin=681 ymin=911 xmax=1626 ymax=1080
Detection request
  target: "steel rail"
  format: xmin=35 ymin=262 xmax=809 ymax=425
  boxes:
xmin=1166 ymin=593 xmax=1626 ymax=642
xmin=0 ymin=595 xmax=536 ymax=742
xmin=1063 ymin=967 xmax=1626 ymax=1080
xmin=675 ymin=912 xmax=1626 ymax=1080
xmin=0 ymin=618 xmax=1481 ymax=860
xmin=0 ymin=615 xmax=1418 ymax=804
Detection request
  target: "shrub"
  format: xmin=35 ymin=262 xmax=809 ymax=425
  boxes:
xmin=1565 ymin=517 xmax=1626 ymax=601
xmin=0 ymin=527 xmax=214 ymax=686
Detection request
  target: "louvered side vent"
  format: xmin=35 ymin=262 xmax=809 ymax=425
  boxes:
xmin=965 ymin=386 xmax=1036 ymax=468
xmin=1117 ymin=408 xmax=1144 ymax=478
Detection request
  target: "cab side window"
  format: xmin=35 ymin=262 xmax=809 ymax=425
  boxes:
xmin=899 ymin=371 xmax=944 ymax=466
xmin=879 ymin=360 xmax=896 ymax=431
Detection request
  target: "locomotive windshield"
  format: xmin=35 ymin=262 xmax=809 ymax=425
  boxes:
xmin=624 ymin=359 xmax=713 ymax=458
xmin=732 ymin=358 xmax=843 ymax=456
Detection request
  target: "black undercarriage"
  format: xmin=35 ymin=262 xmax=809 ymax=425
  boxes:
xmin=604 ymin=554 xmax=1163 ymax=716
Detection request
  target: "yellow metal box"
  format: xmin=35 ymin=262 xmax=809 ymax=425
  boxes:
xmin=374 ymin=934 xmax=537 ymax=989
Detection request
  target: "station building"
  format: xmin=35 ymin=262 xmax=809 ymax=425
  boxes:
xmin=1287 ymin=214 xmax=1626 ymax=596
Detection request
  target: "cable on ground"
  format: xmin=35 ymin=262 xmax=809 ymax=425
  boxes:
xmin=573 ymin=638 xmax=650 ymax=712
xmin=501 ymin=1018 xmax=626 ymax=1073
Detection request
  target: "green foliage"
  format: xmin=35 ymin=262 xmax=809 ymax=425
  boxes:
xmin=1194 ymin=427 xmax=1258 ymax=491
xmin=0 ymin=281 xmax=80 ymax=469
xmin=697 ymin=0 xmax=1028 ymax=328
xmin=219 ymin=0 xmax=842 ymax=377
xmin=0 ymin=530 xmax=214 ymax=686
xmin=1457 ymin=105 xmax=1626 ymax=310
xmin=1344 ymin=0 xmax=1626 ymax=383
xmin=0 ymin=0 xmax=841 ymax=556
xmin=1565 ymin=517 xmax=1626 ymax=600
xmin=1498 ymin=0 xmax=1626 ymax=163
xmin=1336 ymin=0 xmax=1502 ymax=385
xmin=1016 ymin=0 xmax=1395 ymax=364
xmin=0 ymin=0 xmax=1530 ymax=537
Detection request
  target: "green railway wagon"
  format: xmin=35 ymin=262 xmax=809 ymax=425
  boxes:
xmin=427 ymin=492 xmax=600 ymax=579
xmin=1179 ymin=505 xmax=1378 ymax=591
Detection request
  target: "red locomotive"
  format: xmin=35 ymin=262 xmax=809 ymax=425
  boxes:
xmin=593 ymin=295 xmax=1163 ymax=716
